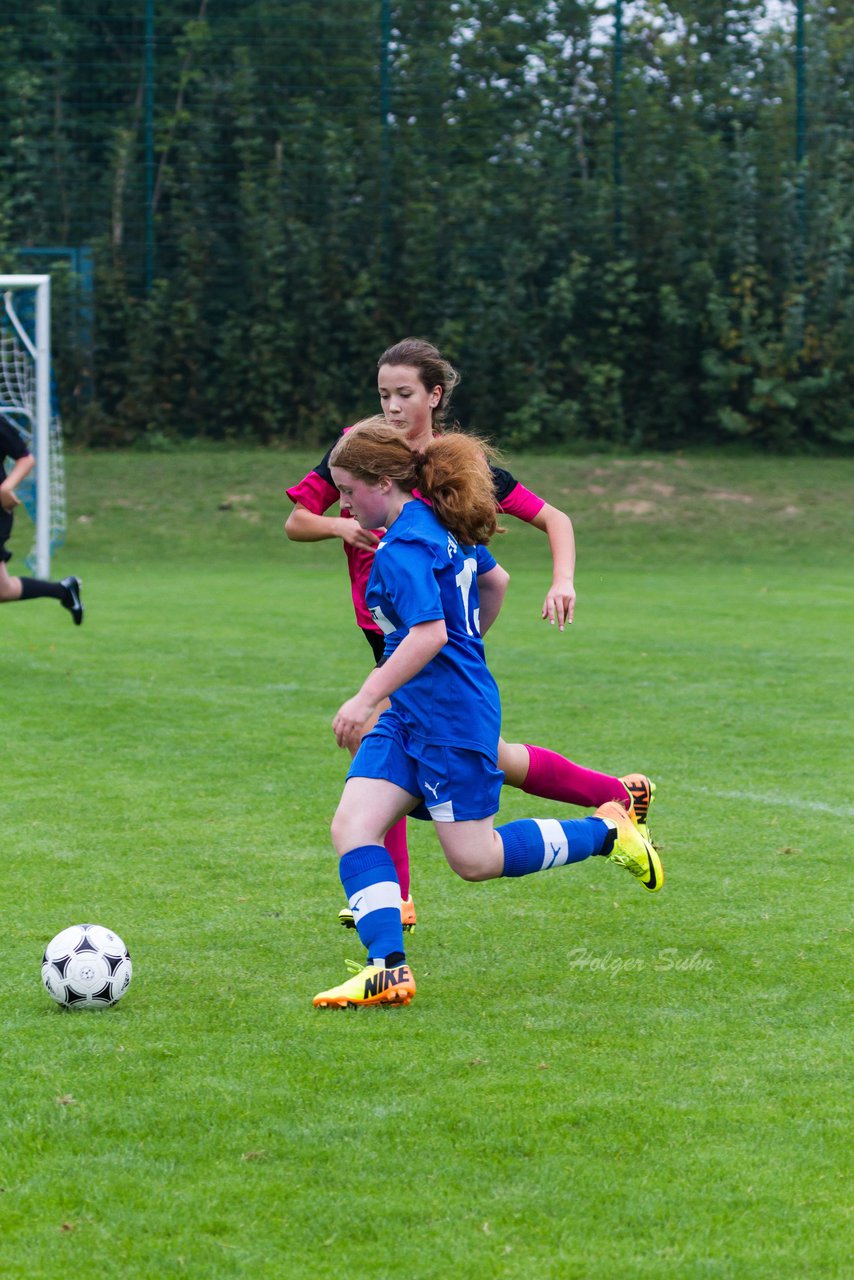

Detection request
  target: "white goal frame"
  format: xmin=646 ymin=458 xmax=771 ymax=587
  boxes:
xmin=0 ymin=274 xmax=61 ymax=578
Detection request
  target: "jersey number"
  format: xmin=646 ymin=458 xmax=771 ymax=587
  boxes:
xmin=455 ymin=557 xmax=481 ymax=636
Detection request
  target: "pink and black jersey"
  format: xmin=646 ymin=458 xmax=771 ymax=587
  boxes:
xmin=285 ymin=432 xmax=546 ymax=633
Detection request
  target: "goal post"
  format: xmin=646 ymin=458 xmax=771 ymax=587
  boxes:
xmin=0 ymin=274 xmax=65 ymax=579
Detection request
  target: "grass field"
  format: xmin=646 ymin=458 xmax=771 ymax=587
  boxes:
xmin=2 ymin=448 xmax=851 ymax=1279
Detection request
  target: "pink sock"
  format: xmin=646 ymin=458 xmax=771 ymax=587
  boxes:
xmin=520 ymin=745 xmax=630 ymax=811
xmin=383 ymin=818 xmax=410 ymax=900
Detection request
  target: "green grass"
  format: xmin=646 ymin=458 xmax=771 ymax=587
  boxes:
xmin=2 ymin=448 xmax=851 ymax=1279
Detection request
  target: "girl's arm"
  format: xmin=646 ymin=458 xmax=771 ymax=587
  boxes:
xmin=332 ymin=619 xmax=447 ymax=748
xmin=477 ymin=564 xmax=510 ymax=636
xmin=528 ymin=501 xmax=576 ymax=631
xmin=285 ymin=502 xmax=380 ymax=550
xmin=0 ymin=453 xmax=35 ymax=513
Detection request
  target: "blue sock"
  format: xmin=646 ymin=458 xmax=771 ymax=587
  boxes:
xmin=498 ymin=816 xmax=613 ymax=878
xmin=339 ymin=845 xmax=405 ymax=966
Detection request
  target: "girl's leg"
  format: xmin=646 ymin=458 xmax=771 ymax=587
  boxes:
xmin=498 ymin=738 xmax=632 ymax=809
xmin=382 ymin=817 xmax=411 ymax=903
xmin=498 ymin=740 xmax=656 ymax=838
xmin=331 ymin=776 xmax=418 ymax=965
xmin=346 ymin=699 xmax=411 ymax=903
xmin=0 ymin=562 xmax=83 ymax=622
xmin=331 ymin=774 xmax=414 ymax=851
xmin=432 ymin=803 xmax=661 ymax=891
xmin=433 ymin=813 xmax=613 ymax=882
xmin=0 ymin=562 xmax=22 ymax=601
xmin=314 ymin=776 xmax=419 ymax=1008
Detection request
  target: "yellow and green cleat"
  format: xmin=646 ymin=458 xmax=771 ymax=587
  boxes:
xmin=596 ymin=800 xmax=664 ymax=892
xmin=313 ymin=959 xmax=416 ymax=1009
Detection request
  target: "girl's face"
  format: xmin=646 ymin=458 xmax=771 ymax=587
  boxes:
xmin=377 ymin=363 xmax=441 ymax=441
xmin=330 ymin=467 xmax=392 ymax=531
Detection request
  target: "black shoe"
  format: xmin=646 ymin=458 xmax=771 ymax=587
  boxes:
xmin=60 ymin=576 xmax=84 ymax=626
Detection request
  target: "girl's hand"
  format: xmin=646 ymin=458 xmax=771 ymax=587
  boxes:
xmin=542 ymin=577 xmax=576 ymax=632
xmin=332 ymin=693 xmax=378 ymax=750
xmin=0 ymin=486 xmax=20 ymax=514
xmin=336 ymin=518 xmax=383 ymax=550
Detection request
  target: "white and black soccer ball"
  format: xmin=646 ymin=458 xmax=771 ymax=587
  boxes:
xmin=42 ymin=923 xmax=133 ymax=1009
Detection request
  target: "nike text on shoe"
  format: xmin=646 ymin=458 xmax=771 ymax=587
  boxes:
xmin=313 ymin=961 xmax=416 ymax=1008
xmin=596 ymin=800 xmax=663 ymax=892
xmin=619 ymin=773 xmax=656 ymax=841
xmin=337 ymin=896 xmax=417 ymax=933
xmin=60 ymin=576 xmax=84 ymax=626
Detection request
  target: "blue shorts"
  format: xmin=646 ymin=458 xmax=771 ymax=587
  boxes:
xmin=348 ymin=715 xmax=504 ymax=823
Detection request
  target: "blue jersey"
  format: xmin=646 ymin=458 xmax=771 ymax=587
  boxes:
xmin=365 ymin=500 xmax=501 ymax=759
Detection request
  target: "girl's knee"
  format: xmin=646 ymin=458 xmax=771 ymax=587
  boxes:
xmin=330 ymin=810 xmax=354 ymax=855
xmin=331 ymin=805 xmax=381 ymax=856
xmin=448 ymin=856 xmax=494 ymax=883
xmin=438 ymin=825 xmax=503 ymax=882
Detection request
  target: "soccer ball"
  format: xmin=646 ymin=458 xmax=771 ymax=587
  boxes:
xmin=42 ymin=923 xmax=133 ymax=1009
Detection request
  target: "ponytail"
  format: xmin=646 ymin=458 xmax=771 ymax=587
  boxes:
xmin=415 ymin=434 xmax=500 ymax=546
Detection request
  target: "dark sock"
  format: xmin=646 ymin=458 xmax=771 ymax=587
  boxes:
xmin=596 ymin=826 xmax=619 ymax=858
xmin=18 ymin=577 xmax=67 ymax=602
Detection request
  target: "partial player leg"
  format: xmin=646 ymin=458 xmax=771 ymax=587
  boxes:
xmin=0 ymin=562 xmax=84 ymax=625
xmin=500 ymin=740 xmax=656 ymax=842
xmin=337 ymin=815 xmax=416 ymax=932
xmin=336 ymin=698 xmax=415 ymax=931
xmin=0 ymin=561 xmax=22 ymax=601
xmin=432 ymin=806 xmax=662 ymax=891
xmin=316 ymin=777 xmax=418 ymax=1009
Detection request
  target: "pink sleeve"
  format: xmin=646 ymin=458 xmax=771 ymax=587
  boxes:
xmin=285 ymin=470 xmax=340 ymax=515
xmin=497 ymin=481 xmax=545 ymax=523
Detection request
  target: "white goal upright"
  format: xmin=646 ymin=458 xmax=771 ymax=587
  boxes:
xmin=0 ymin=274 xmax=66 ymax=579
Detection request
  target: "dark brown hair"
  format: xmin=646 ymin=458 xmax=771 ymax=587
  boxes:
xmin=377 ymin=338 xmax=461 ymax=429
xmin=329 ymin=417 xmax=499 ymax=546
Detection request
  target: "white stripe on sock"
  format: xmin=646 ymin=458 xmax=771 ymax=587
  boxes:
xmin=348 ymin=880 xmax=401 ymax=925
xmin=534 ymin=818 xmax=570 ymax=870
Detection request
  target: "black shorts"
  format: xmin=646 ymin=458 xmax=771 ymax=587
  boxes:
xmin=0 ymin=508 xmax=13 ymax=562
xmin=361 ymin=627 xmax=386 ymax=666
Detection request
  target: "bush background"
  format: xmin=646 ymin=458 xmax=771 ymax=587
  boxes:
xmin=1 ymin=2 xmax=853 ymax=451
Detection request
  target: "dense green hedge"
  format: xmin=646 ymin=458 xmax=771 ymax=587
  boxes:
xmin=1 ymin=2 xmax=852 ymax=449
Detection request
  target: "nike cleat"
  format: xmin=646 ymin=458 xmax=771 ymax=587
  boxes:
xmin=313 ymin=959 xmax=416 ymax=1009
xmin=596 ymin=800 xmax=663 ymax=892
xmin=60 ymin=576 xmax=84 ymax=626
xmin=620 ymin=773 xmax=656 ymax=842
xmin=338 ymin=895 xmax=417 ymax=933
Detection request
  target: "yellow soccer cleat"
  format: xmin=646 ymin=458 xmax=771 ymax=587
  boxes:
xmin=313 ymin=959 xmax=416 ymax=1009
xmin=337 ymin=895 xmax=417 ymax=933
xmin=619 ymin=773 xmax=656 ymax=843
xmin=596 ymin=800 xmax=664 ymax=892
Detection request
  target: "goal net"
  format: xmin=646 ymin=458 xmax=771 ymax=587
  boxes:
xmin=0 ymin=275 xmax=66 ymax=577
